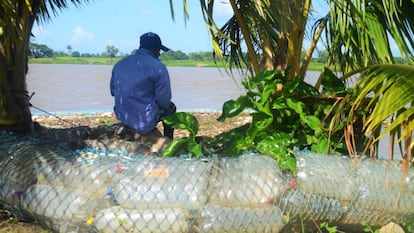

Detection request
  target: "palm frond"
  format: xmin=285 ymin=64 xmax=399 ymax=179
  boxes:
xmin=349 ymin=64 xmax=414 ymax=146
xmin=325 ymin=0 xmax=414 ymax=73
xmin=34 ymin=0 xmax=91 ymax=24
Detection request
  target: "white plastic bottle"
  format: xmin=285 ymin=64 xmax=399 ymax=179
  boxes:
xmin=22 ymin=184 xmax=96 ymax=222
xmin=94 ymin=206 xmax=190 ymax=233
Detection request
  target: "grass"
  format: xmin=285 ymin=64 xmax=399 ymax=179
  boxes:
xmin=28 ymin=56 xmax=120 ymax=65
xmin=28 ymin=56 xmax=326 ymax=71
xmin=28 ymin=56 xmax=230 ymax=67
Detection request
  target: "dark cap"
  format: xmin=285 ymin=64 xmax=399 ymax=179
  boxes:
xmin=139 ymin=32 xmax=169 ymax=52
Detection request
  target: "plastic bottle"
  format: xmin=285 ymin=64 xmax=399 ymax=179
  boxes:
xmin=113 ymin=157 xmax=210 ymax=209
xmin=54 ymin=158 xmax=119 ymax=199
xmin=208 ymin=154 xmax=285 ymax=206
xmin=200 ymin=205 xmax=284 ymax=232
xmin=94 ymin=206 xmax=190 ymax=233
xmin=22 ymin=184 xmax=96 ymax=222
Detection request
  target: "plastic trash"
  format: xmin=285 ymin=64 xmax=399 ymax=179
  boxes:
xmin=0 ymin=183 xmax=24 ymax=217
xmin=342 ymin=159 xmax=414 ymax=225
xmin=200 ymin=205 xmax=285 ymax=232
xmin=55 ymin=158 xmax=119 ymax=199
xmin=294 ymin=152 xmax=358 ymax=201
xmin=207 ymin=154 xmax=286 ymax=206
xmin=94 ymin=206 xmax=191 ymax=233
xmin=22 ymin=184 xmax=96 ymax=222
xmin=113 ymin=157 xmax=211 ymax=209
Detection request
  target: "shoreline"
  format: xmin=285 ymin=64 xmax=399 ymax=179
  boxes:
xmin=32 ymin=111 xmax=252 ymax=138
xmin=31 ymin=109 xmax=224 ymax=116
xmin=28 ymin=59 xmax=326 ymax=71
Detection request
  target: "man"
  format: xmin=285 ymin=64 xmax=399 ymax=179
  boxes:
xmin=110 ymin=32 xmax=176 ymax=139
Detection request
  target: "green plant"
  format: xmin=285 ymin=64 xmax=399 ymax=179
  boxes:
xmin=361 ymin=221 xmax=380 ymax=233
xmin=401 ymin=219 xmax=414 ymax=233
xmin=161 ymin=69 xmax=368 ymax=172
xmin=99 ymin=118 xmax=117 ymax=126
xmin=161 ymin=112 xmax=203 ymax=157
xmin=210 ymin=69 xmax=353 ymax=172
xmin=320 ymin=222 xmax=339 ymax=233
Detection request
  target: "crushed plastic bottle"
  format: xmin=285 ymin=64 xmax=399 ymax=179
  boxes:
xmin=200 ymin=205 xmax=285 ymax=232
xmin=94 ymin=206 xmax=190 ymax=233
xmin=208 ymin=154 xmax=285 ymax=206
xmin=113 ymin=157 xmax=211 ymax=209
xmin=22 ymin=184 xmax=96 ymax=221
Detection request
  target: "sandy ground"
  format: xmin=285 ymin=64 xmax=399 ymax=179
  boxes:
xmin=32 ymin=111 xmax=251 ymax=138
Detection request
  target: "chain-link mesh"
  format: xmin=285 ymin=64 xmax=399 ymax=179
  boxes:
xmin=1 ymin=130 xmax=413 ymax=232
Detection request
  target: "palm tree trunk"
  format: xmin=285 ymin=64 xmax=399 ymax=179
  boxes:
xmin=0 ymin=1 xmax=36 ymax=134
xmin=300 ymin=16 xmax=328 ymax=80
xmin=229 ymin=0 xmax=261 ymax=75
xmin=286 ymin=0 xmax=311 ymax=80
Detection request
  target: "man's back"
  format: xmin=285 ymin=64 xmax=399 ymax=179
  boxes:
xmin=110 ymin=48 xmax=172 ymax=134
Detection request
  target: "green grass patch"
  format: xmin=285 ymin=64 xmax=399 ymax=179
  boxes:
xmin=29 ymin=57 xmax=120 ymax=65
xmin=29 ymin=56 xmax=326 ymax=71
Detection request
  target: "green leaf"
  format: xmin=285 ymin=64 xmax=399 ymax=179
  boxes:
xmin=303 ymin=115 xmax=322 ymax=133
xmin=187 ymin=141 xmax=203 ymax=157
xmin=297 ymin=81 xmax=320 ymax=96
xmin=250 ymin=112 xmax=273 ymax=131
xmin=286 ymin=97 xmax=306 ymax=119
xmin=257 ymin=134 xmax=290 ymax=155
xmin=218 ymin=95 xmax=251 ymax=122
xmin=321 ymin=68 xmax=346 ymax=94
xmin=310 ymin=137 xmax=330 ymax=154
xmin=219 ymin=131 xmax=249 ymax=156
xmin=256 ymin=132 xmax=296 ymax=170
xmin=278 ymin=155 xmax=297 ymax=174
xmin=162 ymin=112 xmax=199 ymax=139
xmin=161 ymin=138 xmax=203 ymax=157
xmin=283 ymin=78 xmax=300 ymax=95
xmin=162 ymin=138 xmax=189 ymax=157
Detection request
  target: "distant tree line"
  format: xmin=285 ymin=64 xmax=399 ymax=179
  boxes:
xmin=29 ymin=42 xmax=220 ymax=61
xmin=29 ymin=42 xmax=411 ymax=64
xmin=29 ymin=42 xmax=119 ymax=58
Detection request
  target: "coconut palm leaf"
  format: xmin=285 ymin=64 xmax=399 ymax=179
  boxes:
xmin=198 ymin=0 xmax=312 ymax=77
xmin=325 ymin=0 xmax=414 ymax=72
xmin=347 ymin=64 xmax=414 ymax=150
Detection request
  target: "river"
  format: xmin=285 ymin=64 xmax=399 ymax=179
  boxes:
xmin=27 ymin=64 xmax=248 ymax=114
xmin=26 ymin=64 xmax=322 ymax=114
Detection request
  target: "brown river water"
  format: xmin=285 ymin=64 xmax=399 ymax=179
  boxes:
xmin=27 ymin=64 xmax=323 ymax=114
xmin=26 ymin=64 xmax=399 ymax=158
xmin=26 ymin=64 xmax=250 ymax=114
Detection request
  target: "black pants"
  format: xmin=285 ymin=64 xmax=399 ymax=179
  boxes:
xmin=160 ymin=102 xmax=176 ymax=139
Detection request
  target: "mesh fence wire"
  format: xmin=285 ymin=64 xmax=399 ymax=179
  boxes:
xmin=0 ymin=130 xmax=413 ymax=232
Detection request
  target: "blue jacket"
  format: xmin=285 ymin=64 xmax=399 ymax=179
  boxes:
xmin=110 ymin=49 xmax=172 ymax=134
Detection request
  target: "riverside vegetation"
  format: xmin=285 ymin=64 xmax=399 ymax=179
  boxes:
xmin=28 ymin=56 xmax=328 ymax=71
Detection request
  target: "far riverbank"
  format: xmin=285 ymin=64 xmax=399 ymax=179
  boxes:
xmin=28 ymin=56 xmax=327 ymax=71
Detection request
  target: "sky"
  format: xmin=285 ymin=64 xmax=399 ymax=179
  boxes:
xmin=31 ymin=0 xmax=234 ymax=55
xmin=31 ymin=0 xmax=401 ymax=57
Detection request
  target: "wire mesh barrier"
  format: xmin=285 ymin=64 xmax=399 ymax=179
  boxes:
xmin=0 ymin=130 xmax=413 ymax=232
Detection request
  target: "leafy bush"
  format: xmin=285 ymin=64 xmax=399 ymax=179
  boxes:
xmin=163 ymin=69 xmax=355 ymax=173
